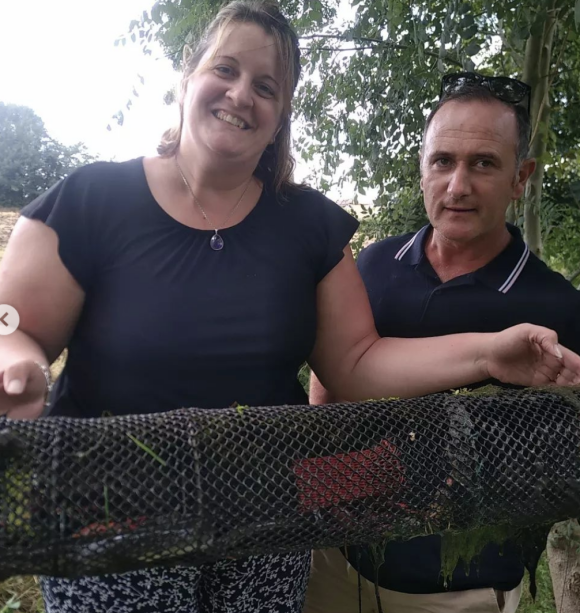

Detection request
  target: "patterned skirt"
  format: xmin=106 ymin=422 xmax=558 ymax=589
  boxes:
xmin=41 ymin=551 xmax=311 ymax=613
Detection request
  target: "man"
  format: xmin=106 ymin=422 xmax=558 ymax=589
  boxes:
xmin=305 ymin=73 xmax=580 ymax=613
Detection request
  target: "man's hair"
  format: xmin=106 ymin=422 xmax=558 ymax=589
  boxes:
xmin=421 ymin=86 xmax=532 ymax=167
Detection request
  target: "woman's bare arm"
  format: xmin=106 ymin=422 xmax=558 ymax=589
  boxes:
xmin=309 ymin=372 xmax=336 ymax=405
xmin=308 ymin=247 xmax=580 ymax=400
xmin=0 ymin=217 xmax=85 ymax=416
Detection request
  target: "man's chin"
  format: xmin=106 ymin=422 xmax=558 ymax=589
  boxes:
xmin=434 ymin=222 xmax=480 ymax=244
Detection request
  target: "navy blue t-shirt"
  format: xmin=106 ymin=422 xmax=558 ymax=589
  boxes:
xmin=346 ymin=223 xmax=580 ymax=594
xmin=21 ymin=158 xmax=358 ymax=417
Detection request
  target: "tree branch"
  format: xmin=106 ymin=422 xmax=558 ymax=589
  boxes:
xmin=300 ymin=34 xmax=463 ymax=67
xmin=301 ymin=46 xmax=375 ymax=52
xmin=300 ymin=33 xmax=391 ymax=45
xmin=529 ymin=21 xmax=570 ymax=147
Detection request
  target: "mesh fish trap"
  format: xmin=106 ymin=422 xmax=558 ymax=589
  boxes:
xmin=0 ymin=387 xmax=579 ymax=580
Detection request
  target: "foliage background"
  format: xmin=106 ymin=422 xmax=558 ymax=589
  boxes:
xmin=0 ymin=103 xmax=93 ymax=209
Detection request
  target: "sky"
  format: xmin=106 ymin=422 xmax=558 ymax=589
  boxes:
xmin=0 ymin=0 xmax=178 ymax=161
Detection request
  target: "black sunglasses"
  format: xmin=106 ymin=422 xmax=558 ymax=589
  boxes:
xmin=440 ymin=72 xmax=531 ymax=114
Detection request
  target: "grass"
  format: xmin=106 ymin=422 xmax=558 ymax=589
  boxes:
xmin=0 ymin=577 xmax=43 ymax=613
xmin=520 ymin=555 xmax=557 ymax=613
xmin=0 ymin=210 xmax=558 ymax=612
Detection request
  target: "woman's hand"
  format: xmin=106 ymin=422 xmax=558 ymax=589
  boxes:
xmin=486 ymin=324 xmax=580 ymax=387
xmin=0 ymin=360 xmax=49 ymax=419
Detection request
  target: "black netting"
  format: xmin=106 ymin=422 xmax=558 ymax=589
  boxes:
xmin=0 ymin=387 xmax=579 ymax=580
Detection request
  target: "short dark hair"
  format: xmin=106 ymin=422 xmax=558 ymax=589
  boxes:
xmin=421 ymin=86 xmax=532 ymax=166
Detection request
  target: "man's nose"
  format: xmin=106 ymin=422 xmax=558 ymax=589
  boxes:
xmin=447 ymin=165 xmax=472 ymax=199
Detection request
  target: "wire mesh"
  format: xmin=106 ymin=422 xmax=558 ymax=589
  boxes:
xmin=0 ymin=387 xmax=579 ymax=579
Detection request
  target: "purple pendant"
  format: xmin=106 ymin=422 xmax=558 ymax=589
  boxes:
xmin=210 ymin=232 xmax=224 ymax=251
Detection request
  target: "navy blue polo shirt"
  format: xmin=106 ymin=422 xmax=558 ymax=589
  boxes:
xmin=346 ymin=223 xmax=580 ymax=594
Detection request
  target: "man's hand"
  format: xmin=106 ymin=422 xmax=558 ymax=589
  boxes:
xmin=486 ymin=324 xmax=580 ymax=387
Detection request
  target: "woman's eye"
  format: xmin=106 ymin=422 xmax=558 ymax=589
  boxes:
xmin=256 ymin=83 xmax=275 ymax=97
xmin=214 ymin=65 xmax=233 ymax=76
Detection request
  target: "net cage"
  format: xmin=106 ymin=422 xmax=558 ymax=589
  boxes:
xmin=0 ymin=387 xmax=579 ymax=581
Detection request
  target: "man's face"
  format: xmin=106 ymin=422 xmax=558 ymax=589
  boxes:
xmin=420 ymin=99 xmax=533 ymax=244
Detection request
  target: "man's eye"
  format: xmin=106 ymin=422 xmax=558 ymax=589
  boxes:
xmin=477 ymin=159 xmax=493 ymax=168
xmin=435 ymin=158 xmax=451 ymax=167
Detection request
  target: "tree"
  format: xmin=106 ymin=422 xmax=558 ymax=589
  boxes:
xmin=0 ymin=103 xmax=93 ymax=208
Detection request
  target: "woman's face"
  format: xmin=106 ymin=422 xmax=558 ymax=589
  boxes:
xmin=181 ymin=22 xmax=285 ymax=168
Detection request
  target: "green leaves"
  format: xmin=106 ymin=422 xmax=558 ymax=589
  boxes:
xmin=0 ymin=103 xmax=94 ymax=208
xmin=0 ymin=595 xmax=21 ymax=612
xmin=464 ymin=42 xmax=481 ymax=56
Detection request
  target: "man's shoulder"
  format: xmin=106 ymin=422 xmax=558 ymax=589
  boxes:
xmin=524 ymin=250 xmax=580 ymax=296
xmin=357 ymin=231 xmax=419 ymax=267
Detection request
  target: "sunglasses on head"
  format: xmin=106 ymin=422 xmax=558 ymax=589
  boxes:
xmin=440 ymin=72 xmax=531 ymax=114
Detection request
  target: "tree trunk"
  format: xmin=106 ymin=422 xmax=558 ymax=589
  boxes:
xmin=521 ymin=5 xmax=556 ymax=258
xmin=547 ymin=521 xmax=580 ymax=613
xmin=522 ymin=8 xmax=580 ymax=607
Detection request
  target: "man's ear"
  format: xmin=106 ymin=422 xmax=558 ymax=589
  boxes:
xmin=512 ymin=157 xmax=536 ymax=199
xmin=419 ymin=151 xmax=424 ymax=191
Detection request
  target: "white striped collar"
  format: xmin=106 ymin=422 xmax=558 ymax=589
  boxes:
xmin=498 ymin=243 xmax=530 ymax=293
xmin=393 ymin=224 xmax=531 ymax=293
xmin=394 ymin=229 xmax=423 ymax=262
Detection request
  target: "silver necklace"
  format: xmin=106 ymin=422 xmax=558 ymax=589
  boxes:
xmin=175 ymin=156 xmax=252 ymax=251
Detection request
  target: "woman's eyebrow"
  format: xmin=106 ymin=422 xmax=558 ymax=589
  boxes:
xmin=214 ymin=54 xmax=239 ymax=64
xmin=260 ymin=74 xmax=280 ymax=87
xmin=214 ymin=54 xmax=280 ymax=86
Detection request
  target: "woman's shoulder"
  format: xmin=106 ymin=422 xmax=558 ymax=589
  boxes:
xmin=271 ymin=183 xmax=354 ymax=222
xmin=278 ymin=183 xmax=336 ymax=206
xmin=21 ymin=158 xmax=148 ymax=227
xmin=263 ymin=184 xmax=359 ymax=244
xmin=60 ymin=157 xmax=146 ymax=190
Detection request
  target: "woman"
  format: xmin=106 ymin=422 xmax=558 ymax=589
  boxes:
xmin=0 ymin=1 xmax=579 ymax=612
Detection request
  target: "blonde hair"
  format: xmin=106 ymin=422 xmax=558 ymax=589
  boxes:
xmin=158 ymin=1 xmax=302 ymax=193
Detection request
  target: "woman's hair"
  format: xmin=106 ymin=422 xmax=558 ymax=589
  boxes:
xmin=158 ymin=0 xmax=302 ymax=192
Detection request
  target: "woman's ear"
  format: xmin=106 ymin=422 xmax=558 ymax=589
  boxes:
xmin=182 ymin=45 xmax=193 ymax=69
xmin=269 ymin=121 xmax=284 ymax=145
